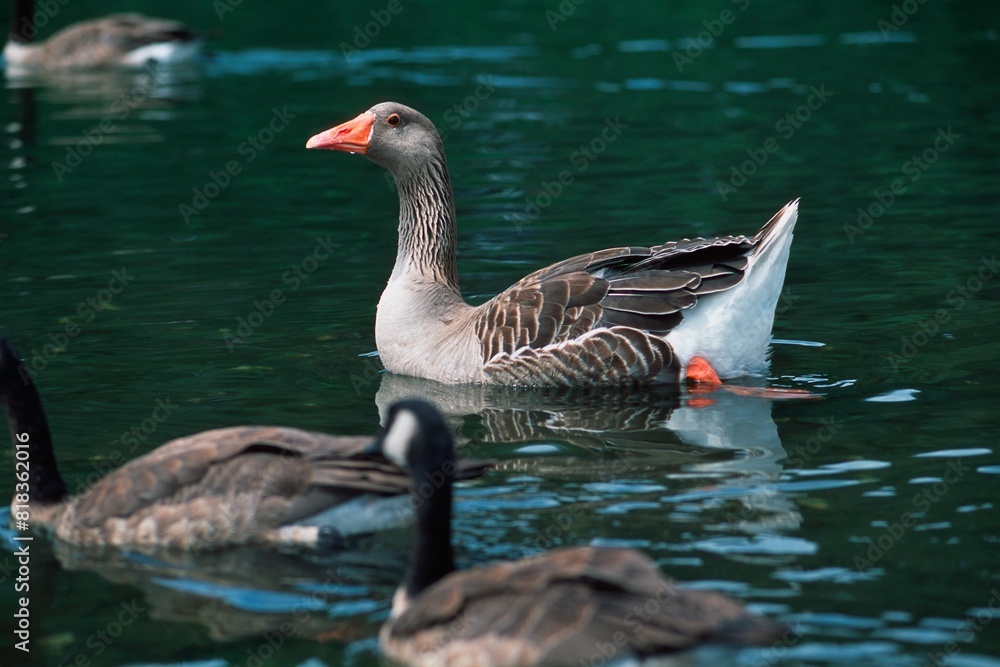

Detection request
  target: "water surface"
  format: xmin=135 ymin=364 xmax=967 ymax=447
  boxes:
xmin=2 ymin=1 xmax=999 ymax=665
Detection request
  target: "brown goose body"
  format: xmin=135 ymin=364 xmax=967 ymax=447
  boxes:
xmin=306 ymin=102 xmax=798 ymax=387
xmin=41 ymin=426 xmax=410 ymax=549
xmin=4 ymin=2 xmax=200 ymax=70
xmin=1 ymin=338 xmax=487 ymax=549
xmin=383 ymin=545 xmax=787 ymax=667
xmin=370 ymin=400 xmax=789 ymax=667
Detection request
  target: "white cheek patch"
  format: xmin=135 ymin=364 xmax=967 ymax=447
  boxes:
xmin=390 ymin=585 xmax=411 ymax=619
xmin=383 ymin=410 xmax=419 ymax=468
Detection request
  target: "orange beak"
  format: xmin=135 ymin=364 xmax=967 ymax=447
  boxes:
xmin=305 ymin=111 xmax=374 ymax=153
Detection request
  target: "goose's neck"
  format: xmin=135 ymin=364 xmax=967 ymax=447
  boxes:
xmin=10 ymin=0 xmax=34 ymax=44
xmin=392 ymin=155 xmax=461 ymax=294
xmin=405 ymin=462 xmax=456 ymax=599
xmin=2 ymin=357 xmax=68 ymax=506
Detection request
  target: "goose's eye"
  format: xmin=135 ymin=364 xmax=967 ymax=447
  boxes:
xmin=386 ymin=114 xmax=401 ymax=127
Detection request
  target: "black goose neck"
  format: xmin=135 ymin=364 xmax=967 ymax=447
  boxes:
xmin=11 ymin=0 xmax=34 ymax=44
xmin=1 ymin=342 xmax=68 ymax=505
xmin=405 ymin=456 xmax=457 ymax=598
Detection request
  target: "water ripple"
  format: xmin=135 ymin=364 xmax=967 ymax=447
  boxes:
xmin=151 ymin=577 xmax=328 ymax=613
xmin=915 ymin=448 xmax=991 ymax=458
xmin=840 ymin=31 xmax=918 ymax=44
xmin=773 ymin=567 xmax=881 ymax=584
xmin=866 ymin=388 xmax=921 ymax=403
xmin=692 ymin=534 xmax=818 ymax=556
xmin=735 ymin=34 xmax=826 ymax=49
xmin=617 ymin=39 xmax=670 ymax=52
xmin=776 ymin=479 xmax=863 ymax=492
xmin=789 ymin=611 xmax=885 ymax=630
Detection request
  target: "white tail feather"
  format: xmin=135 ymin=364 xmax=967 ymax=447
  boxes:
xmin=666 ymin=200 xmax=799 ymax=378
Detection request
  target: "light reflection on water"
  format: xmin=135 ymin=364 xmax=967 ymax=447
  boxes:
xmin=2 ymin=2 xmax=1000 ymax=665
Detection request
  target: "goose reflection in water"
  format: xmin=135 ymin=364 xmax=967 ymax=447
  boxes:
xmin=44 ymin=539 xmax=404 ymax=644
xmin=375 ymin=372 xmax=804 ymax=537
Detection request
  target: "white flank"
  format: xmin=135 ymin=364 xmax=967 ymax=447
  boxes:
xmin=121 ymin=40 xmax=202 ymax=67
xmin=666 ymin=200 xmax=799 ymax=379
xmin=2 ymin=41 xmax=32 ymax=66
xmin=300 ymin=494 xmax=412 ymax=536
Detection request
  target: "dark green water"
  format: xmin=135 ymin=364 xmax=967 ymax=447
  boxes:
xmin=2 ymin=1 xmax=999 ymax=665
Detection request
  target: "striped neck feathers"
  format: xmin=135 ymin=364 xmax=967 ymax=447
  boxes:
xmin=392 ymin=154 xmax=460 ymax=293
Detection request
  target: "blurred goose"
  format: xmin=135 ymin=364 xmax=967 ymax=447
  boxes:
xmin=306 ymin=102 xmax=799 ymax=387
xmin=0 ymin=337 xmax=488 ymax=549
xmin=4 ymin=0 xmax=201 ymax=69
xmin=368 ymin=399 xmax=789 ymax=666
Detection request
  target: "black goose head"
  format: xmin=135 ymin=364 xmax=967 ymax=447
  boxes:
xmin=370 ymin=399 xmax=455 ymax=480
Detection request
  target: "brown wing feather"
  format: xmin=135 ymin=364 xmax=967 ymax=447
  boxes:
xmin=385 ymin=547 xmax=786 ymax=664
xmin=472 ymin=230 xmax=764 ymax=375
xmin=69 ymin=429 xmax=338 ymax=529
xmin=483 ymin=327 xmax=678 ymax=386
xmin=67 ymin=427 xmax=488 ymax=535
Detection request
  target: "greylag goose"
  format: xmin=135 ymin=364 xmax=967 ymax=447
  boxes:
xmin=306 ymin=102 xmax=799 ymax=387
xmin=1 ymin=337 xmax=488 ymax=549
xmin=367 ymin=399 xmax=790 ymax=666
xmin=4 ymin=0 xmax=200 ymax=69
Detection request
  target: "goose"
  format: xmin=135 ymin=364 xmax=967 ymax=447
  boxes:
xmin=367 ymin=399 xmax=790 ymax=666
xmin=4 ymin=0 xmax=201 ymax=70
xmin=0 ymin=337 xmax=488 ymax=549
xmin=306 ymin=102 xmax=799 ymax=387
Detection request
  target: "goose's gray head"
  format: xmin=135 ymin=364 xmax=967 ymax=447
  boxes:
xmin=305 ymin=101 xmax=444 ymax=178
